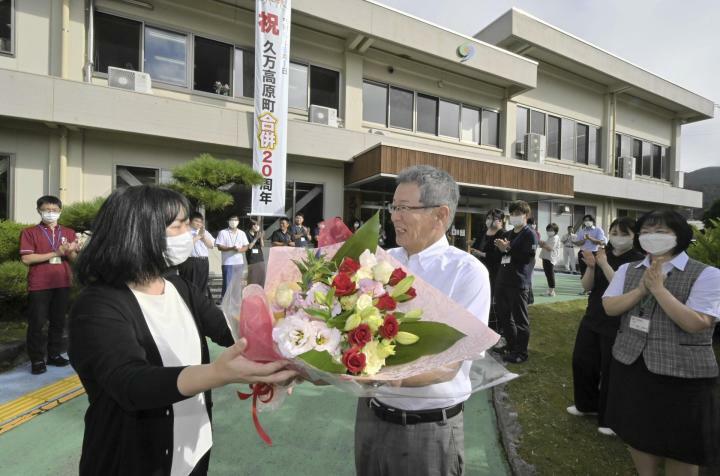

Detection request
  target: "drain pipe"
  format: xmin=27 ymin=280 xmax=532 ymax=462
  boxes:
xmin=58 ymin=0 xmax=71 ymax=201
xmin=83 ymin=0 xmax=94 ymax=82
xmin=59 ymin=127 xmax=68 ymax=202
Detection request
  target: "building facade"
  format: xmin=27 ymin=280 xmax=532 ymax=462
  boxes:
xmin=0 ymin=0 xmax=712 ymax=250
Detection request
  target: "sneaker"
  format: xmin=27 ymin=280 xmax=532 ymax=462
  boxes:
xmin=47 ymin=355 xmax=70 ymax=367
xmin=566 ymin=405 xmax=598 ymax=417
xmin=545 ymin=289 xmax=556 ymax=297
xmin=31 ymin=361 xmax=47 ymax=375
xmin=503 ymin=352 xmax=528 ymax=364
xmin=597 ymin=427 xmax=616 ymax=436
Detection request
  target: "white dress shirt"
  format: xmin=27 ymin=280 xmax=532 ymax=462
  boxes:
xmin=190 ymin=229 xmax=214 ymax=258
xmin=376 ymin=235 xmax=491 ymax=410
xmin=215 ymin=228 xmax=249 ymax=266
xmin=131 ymin=280 xmax=212 ymax=476
xmin=603 ymin=251 xmax=720 ymax=322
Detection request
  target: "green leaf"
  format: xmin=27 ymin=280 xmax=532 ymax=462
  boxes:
xmin=397 ymin=315 xmax=421 ymax=323
xmin=385 ymin=322 xmax=465 ymax=366
xmin=331 ymin=212 xmax=380 ymax=266
xmin=325 ymin=286 xmax=336 ymax=307
xmin=390 ymin=276 xmax=415 ymax=298
xmin=298 ymin=350 xmax=346 ymax=374
xmin=304 ymin=308 xmax=331 ymax=321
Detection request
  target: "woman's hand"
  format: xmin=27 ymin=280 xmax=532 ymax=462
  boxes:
xmin=495 ymin=238 xmax=510 ymax=252
xmin=212 ymin=339 xmax=297 ymax=386
xmin=595 ymin=248 xmax=608 ymax=267
xmin=643 ymin=259 xmax=666 ymax=295
xmin=582 ymin=250 xmax=596 ymax=268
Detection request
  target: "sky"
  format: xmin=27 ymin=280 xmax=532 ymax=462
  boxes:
xmin=376 ymin=0 xmax=720 ymax=172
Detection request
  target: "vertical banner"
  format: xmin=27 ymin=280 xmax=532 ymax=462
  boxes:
xmin=251 ymin=0 xmax=291 ymax=216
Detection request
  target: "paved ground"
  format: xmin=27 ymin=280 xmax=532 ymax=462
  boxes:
xmin=0 ymin=270 xmax=585 ymax=476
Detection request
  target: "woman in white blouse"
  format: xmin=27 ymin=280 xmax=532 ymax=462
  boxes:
xmin=70 ymin=185 xmax=295 ymax=476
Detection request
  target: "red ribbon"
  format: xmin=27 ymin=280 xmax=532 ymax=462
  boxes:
xmin=237 ymin=383 xmax=275 ymax=446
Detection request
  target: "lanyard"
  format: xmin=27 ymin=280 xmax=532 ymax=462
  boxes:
xmin=38 ymin=225 xmax=61 ymax=251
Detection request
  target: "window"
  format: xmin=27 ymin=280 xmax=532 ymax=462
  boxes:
xmin=94 ymin=12 xmax=141 ymax=73
xmin=309 ymin=66 xmax=339 ymax=110
xmin=389 ymin=87 xmax=414 ymax=130
xmin=547 ymin=116 xmax=561 ymax=159
xmin=561 ymin=118 xmax=575 ymax=162
xmin=588 ymin=126 xmax=600 ymax=166
xmin=232 ymin=48 xmax=254 ymax=99
xmin=662 ymin=147 xmax=669 ymax=180
xmin=194 ymin=37 xmax=232 ymax=95
xmin=576 ymin=123 xmax=588 ymax=164
xmin=0 ymin=154 xmax=9 ymax=219
xmin=144 ymin=26 xmax=187 ymax=87
xmin=516 ymin=106 xmax=529 ymax=158
xmin=416 ymin=94 xmax=438 ymax=135
xmin=460 ymin=106 xmax=480 ymax=143
xmin=438 ymin=100 xmax=459 ymax=138
xmin=0 ymin=0 xmax=14 ymax=55
xmin=115 ymin=165 xmax=159 ymax=189
xmin=288 ymin=62 xmax=308 ymax=109
xmin=481 ymin=109 xmax=499 ymax=147
xmin=530 ymin=110 xmax=546 ymax=135
xmin=641 ymin=141 xmax=652 ymax=177
xmin=362 ymin=81 xmax=388 ymax=125
xmin=633 ymin=139 xmax=642 ymax=175
xmin=652 ymin=144 xmax=662 ymax=179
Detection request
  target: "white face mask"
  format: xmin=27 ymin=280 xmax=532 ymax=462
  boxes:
xmin=584 ymin=221 xmax=593 ymax=228
xmin=228 ymin=220 xmax=239 ymax=229
xmin=609 ymin=235 xmax=633 ymax=252
xmin=485 ymin=219 xmax=493 ymax=228
xmin=509 ymin=215 xmax=525 ymax=227
xmin=547 ymin=231 xmax=555 ymax=237
xmin=41 ymin=211 xmax=61 ymax=223
xmin=639 ymin=233 xmax=676 ymax=256
xmin=165 ymin=232 xmax=194 ymax=266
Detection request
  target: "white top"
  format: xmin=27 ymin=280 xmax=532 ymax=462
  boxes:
xmin=190 ymin=229 xmax=215 ymax=258
xmin=377 ymin=236 xmax=491 ymax=410
xmin=540 ymin=235 xmax=561 ymax=264
xmin=603 ymin=252 xmax=720 ymax=322
xmin=561 ymin=233 xmax=576 ymax=248
xmin=131 ymin=281 xmax=212 ymax=476
xmin=215 ymin=228 xmax=249 ymax=266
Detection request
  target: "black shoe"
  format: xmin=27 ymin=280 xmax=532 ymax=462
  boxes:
xmin=503 ymin=352 xmax=528 ymax=364
xmin=31 ymin=361 xmax=47 ymax=375
xmin=47 ymin=355 xmax=70 ymax=367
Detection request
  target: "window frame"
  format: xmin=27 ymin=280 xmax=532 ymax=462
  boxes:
xmin=416 ymin=92 xmax=439 ymax=136
xmin=113 ymin=164 xmax=162 ymax=190
xmin=362 ymin=79 xmax=389 ymax=127
xmin=615 ymin=132 xmax=671 ymax=181
xmin=387 ymin=85 xmax=415 ymax=131
xmin=0 ymin=152 xmax=15 ymax=220
xmin=192 ymin=34 xmax=235 ymax=96
xmin=0 ymin=0 xmax=15 ymax=57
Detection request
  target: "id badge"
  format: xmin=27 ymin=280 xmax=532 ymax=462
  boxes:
xmin=49 ymin=256 xmax=62 ymax=265
xmin=501 ymin=255 xmax=511 ymax=265
xmin=629 ymin=315 xmax=650 ymax=333
xmin=252 ymin=249 xmax=259 ymax=254
xmin=300 ymin=237 xmax=306 ymax=242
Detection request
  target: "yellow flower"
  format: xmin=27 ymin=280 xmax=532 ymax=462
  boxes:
xmin=275 ymin=283 xmax=295 ymax=308
xmin=360 ymin=306 xmax=383 ymax=332
xmin=404 ymin=309 xmax=423 ymax=319
xmin=355 ymin=294 xmax=373 ymax=311
xmin=362 ymin=340 xmax=386 ymax=376
xmin=372 ymin=261 xmax=395 ymax=284
xmin=340 ymin=294 xmax=359 ymax=311
xmin=395 ymin=331 xmax=420 ymax=345
xmin=344 ymin=313 xmax=362 ymax=331
xmin=377 ymin=339 xmax=396 ymax=358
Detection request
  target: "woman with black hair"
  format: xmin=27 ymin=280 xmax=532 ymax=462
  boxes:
xmin=470 ymin=209 xmax=506 ymax=331
xmin=603 ymin=210 xmax=720 ymax=474
xmin=245 ymin=218 xmax=265 ymax=286
xmin=69 ymin=185 xmax=295 ymax=476
xmin=567 ymin=216 xmax=644 ymax=436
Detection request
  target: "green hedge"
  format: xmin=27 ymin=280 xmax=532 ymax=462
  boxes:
xmin=59 ymin=197 xmax=105 ymax=232
xmin=0 ymin=260 xmax=28 ymax=300
xmin=0 ymin=220 xmax=28 ymax=262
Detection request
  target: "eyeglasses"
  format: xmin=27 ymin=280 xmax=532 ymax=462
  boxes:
xmin=387 ymin=204 xmax=441 ymax=214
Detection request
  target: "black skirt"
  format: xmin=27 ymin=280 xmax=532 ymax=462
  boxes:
xmin=605 ymin=355 xmax=720 ymax=466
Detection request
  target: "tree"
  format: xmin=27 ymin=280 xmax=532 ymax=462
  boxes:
xmin=58 ymin=196 xmax=105 ymax=232
xmin=169 ymin=153 xmax=263 ymax=211
xmin=688 ymin=219 xmax=720 ymax=268
xmin=702 ymin=198 xmax=720 ymax=227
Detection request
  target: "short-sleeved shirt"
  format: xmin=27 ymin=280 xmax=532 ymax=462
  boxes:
xmin=496 ymin=225 xmax=538 ymax=290
xmin=577 ymin=225 xmax=606 ymax=252
xmin=19 ymin=223 xmax=76 ymax=291
xmin=539 ymin=235 xmax=561 ymax=264
xmin=288 ymin=224 xmax=311 ymax=247
xmin=215 ymin=228 xmax=248 ymax=266
xmin=270 ymin=229 xmax=292 ymax=246
xmin=603 ymin=252 xmax=720 ymax=322
xmin=245 ymin=230 xmax=264 ymax=265
xmin=190 ymin=228 xmax=214 ymax=258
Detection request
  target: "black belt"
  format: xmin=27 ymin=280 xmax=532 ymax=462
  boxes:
xmin=368 ymin=398 xmax=463 ymax=425
xmin=189 ymin=256 xmax=209 ymax=260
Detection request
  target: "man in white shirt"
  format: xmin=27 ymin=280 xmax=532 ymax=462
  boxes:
xmin=214 ymin=215 xmax=249 ymax=297
xmin=179 ymin=212 xmax=215 ymax=298
xmin=355 ymin=165 xmax=491 ymax=476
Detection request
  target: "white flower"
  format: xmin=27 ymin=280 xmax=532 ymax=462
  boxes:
xmin=272 ymin=314 xmax=316 ymax=357
xmin=355 ymin=294 xmax=373 ymax=311
xmin=275 ymin=283 xmax=296 ymax=309
xmin=310 ymin=321 xmax=342 ymax=355
xmin=372 ymin=261 xmax=395 ymax=284
xmin=362 ymin=340 xmax=386 ymax=376
xmin=359 ymin=249 xmax=378 ymax=269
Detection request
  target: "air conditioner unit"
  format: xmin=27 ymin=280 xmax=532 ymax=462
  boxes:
xmin=309 ymin=105 xmax=338 ymax=127
xmin=524 ymin=133 xmax=546 ymax=163
xmin=515 ymin=140 xmax=525 ymax=157
xmin=620 ymin=156 xmax=635 ymax=180
xmin=559 ymin=205 xmax=571 ymax=214
xmin=108 ymin=67 xmax=152 ymax=94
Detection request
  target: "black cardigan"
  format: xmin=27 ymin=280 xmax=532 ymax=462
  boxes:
xmin=68 ymin=275 xmax=234 ymax=476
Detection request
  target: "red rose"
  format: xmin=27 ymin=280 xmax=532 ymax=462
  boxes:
xmin=405 ymin=287 xmax=417 ymax=299
xmin=388 ymin=268 xmax=407 ymax=286
xmin=342 ymin=347 xmax=366 ymax=375
xmin=332 ymin=272 xmax=356 ymax=297
xmin=348 ymin=323 xmax=373 ymax=347
xmin=376 ymin=294 xmax=397 ymax=311
xmin=379 ymin=314 xmax=399 ymax=340
xmin=338 ymin=257 xmax=361 ymax=274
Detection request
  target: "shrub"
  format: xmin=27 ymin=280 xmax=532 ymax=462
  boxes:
xmin=0 ymin=260 xmax=28 ymax=300
xmin=0 ymin=220 xmax=29 ymax=262
xmin=688 ymin=219 xmax=720 ymax=268
xmin=59 ymin=197 xmax=105 ymax=232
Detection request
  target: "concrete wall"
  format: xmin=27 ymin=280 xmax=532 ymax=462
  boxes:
xmin=615 ymin=96 xmax=673 ymax=146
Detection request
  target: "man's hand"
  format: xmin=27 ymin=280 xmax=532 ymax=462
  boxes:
xmin=495 ymin=238 xmax=510 ymax=252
